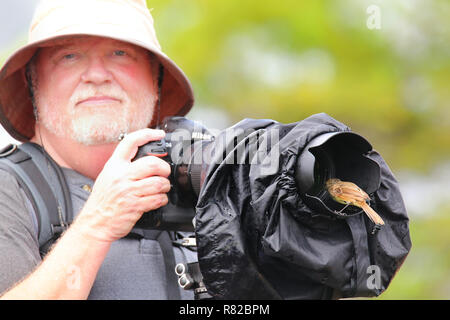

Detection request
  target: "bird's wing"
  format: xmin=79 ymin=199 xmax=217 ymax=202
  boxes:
xmin=339 ymin=183 xmax=369 ymax=203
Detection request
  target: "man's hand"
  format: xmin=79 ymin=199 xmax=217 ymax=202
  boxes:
xmin=74 ymin=128 xmax=171 ymax=243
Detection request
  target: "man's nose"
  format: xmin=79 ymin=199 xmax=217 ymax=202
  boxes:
xmin=80 ymin=56 xmax=113 ymax=84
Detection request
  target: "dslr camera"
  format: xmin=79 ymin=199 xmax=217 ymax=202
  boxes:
xmin=133 ymin=116 xmax=381 ymax=231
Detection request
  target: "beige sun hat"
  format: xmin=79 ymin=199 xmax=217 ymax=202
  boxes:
xmin=0 ymin=0 xmax=194 ymax=142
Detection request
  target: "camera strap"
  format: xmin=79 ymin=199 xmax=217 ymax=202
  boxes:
xmin=128 ymin=229 xmax=181 ymax=300
xmin=0 ymin=143 xmax=71 ymax=256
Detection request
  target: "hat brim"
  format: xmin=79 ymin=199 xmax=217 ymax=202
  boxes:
xmin=0 ymin=33 xmax=194 ymax=142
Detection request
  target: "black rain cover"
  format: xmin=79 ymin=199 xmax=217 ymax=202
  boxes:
xmin=194 ymin=113 xmax=411 ymax=299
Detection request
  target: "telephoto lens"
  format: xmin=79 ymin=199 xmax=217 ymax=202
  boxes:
xmin=295 ymin=131 xmax=381 ymax=218
xmin=133 ymin=116 xmax=382 ymax=230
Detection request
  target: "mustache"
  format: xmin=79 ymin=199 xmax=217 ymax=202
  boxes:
xmin=70 ymin=86 xmax=128 ymax=106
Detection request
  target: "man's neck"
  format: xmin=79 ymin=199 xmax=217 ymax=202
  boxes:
xmin=31 ymin=125 xmax=117 ymax=180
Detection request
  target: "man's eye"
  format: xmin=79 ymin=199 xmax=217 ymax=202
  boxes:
xmin=63 ymin=53 xmax=76 ymax=60
xmin=114 ymin=50 xmax=127 ymax=56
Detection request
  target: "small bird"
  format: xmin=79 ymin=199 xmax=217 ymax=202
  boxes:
xmin=326 ymin=178 xmax=384 ymax=226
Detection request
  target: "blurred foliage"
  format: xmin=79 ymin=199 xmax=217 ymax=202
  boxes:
xmin=147 ymin=0 xmax=450 ymax=173
xmin=377 ymin=206 xmax=450 ymax=299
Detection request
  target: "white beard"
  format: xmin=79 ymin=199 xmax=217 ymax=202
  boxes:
xmin=37 ymin=85 xmax=156 ymax=146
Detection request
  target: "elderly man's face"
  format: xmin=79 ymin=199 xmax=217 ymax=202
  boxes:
xmin=32 ymin=36 xmax=157 ymax=145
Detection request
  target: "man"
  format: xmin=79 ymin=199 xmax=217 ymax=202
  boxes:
xmin=0 ymin=0 xmax=195 ymax=299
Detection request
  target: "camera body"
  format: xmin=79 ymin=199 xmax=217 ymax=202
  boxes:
xmin=133 ymin=117 xmax=214 ymax=231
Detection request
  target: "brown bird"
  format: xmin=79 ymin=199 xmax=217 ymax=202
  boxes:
xmin=325 ymin=178 xmax=384 ymax=226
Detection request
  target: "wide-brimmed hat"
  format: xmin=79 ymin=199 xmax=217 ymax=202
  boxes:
xmin=0 ymin=0 xmax=194 ymax=142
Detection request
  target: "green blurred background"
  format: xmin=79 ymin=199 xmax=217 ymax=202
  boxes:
xmin=1 ymin=0 xmax=449 ymax=299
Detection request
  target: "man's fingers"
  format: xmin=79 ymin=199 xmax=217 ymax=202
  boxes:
xmin=132 ymin=176 xmax=171 ymax=197
xmin=137 ymin=193 xmax=169 ymax=213
xmin=113 ymin=128 xmax=165 ymax=161
xmin=128 ymin=155 xmax=171 ymax=180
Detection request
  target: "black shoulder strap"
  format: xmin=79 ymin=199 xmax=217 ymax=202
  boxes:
xmin=0 ymin=143 xmax=71 ymax=256
xmin=20 ymin=143 xmax=73 ymax=226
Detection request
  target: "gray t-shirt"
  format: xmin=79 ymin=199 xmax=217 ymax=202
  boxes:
xmin=0 ymin=165 xmax=197 ymax=299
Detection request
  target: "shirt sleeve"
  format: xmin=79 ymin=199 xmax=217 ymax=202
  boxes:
xmin=0 ymin=168 xmax=41 ymax=295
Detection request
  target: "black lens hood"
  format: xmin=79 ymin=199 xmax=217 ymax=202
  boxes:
xmin=295 ymin=131 xmax=381 ymax=218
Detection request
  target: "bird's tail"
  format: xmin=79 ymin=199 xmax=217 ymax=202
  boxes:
xmin=361 ymin=203 xmax=385 ymax=226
